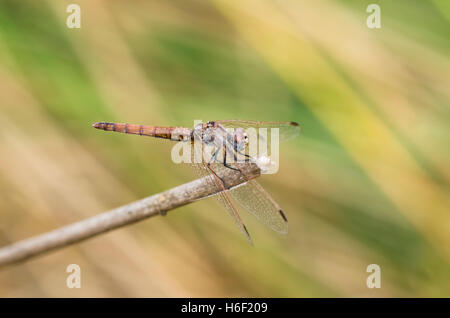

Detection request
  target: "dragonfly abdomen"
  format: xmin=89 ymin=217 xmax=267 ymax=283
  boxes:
xmin=92 ymin=122 xmax=192 ymax=141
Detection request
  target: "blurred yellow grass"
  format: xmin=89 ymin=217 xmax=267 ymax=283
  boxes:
xmin=214 ymin=0 xmax=450 ymax=261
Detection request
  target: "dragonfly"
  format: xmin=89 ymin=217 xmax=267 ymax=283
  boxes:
xmin=93 ymin=120 xmax=300 ymax=244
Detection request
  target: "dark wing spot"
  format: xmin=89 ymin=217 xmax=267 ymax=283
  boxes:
xmin=243 ymin=224 xmax=248 ymax=232
xmin=279 ymin=210 xmax=288 ymax=222
xmin=243 ymin=224 xmax=253 ymax=242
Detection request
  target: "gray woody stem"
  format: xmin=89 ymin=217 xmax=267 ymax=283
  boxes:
xmin=0 ymin=164 xmax=260 ymax=267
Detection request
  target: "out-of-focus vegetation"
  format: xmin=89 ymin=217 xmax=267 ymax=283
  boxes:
xmin=0 ymin=0 xmax=449 ymax=297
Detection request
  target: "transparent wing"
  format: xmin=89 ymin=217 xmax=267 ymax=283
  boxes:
xmin=190 ymin=160 xmax=253 ymax=245
xmin=229 ymin=179 xmax=288 ymax=234
xmin=215 ymin=120 xmax=301 ymax=143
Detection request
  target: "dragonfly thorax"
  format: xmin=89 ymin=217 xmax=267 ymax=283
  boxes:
xmin=201 ymin=126 xmax=248 ymax=152
xmin=201 ymin=127 xmax=225 ymax=148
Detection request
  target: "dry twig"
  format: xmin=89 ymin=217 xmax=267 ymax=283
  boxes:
xmin=0 ymin=164 xmax=260 ymax=267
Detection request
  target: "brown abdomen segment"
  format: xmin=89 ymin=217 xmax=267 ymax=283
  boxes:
xmin=92 ymin=122 xmax=191 ymax=141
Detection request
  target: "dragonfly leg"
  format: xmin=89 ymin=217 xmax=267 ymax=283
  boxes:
xmin=231 ymin=144 xmax=252 ymax=162
xmin=218 ymin=144 xmax=241 ymax=172
xmin=223 ymin=162 xmax=240 ymax=171
xmin=236 ymin=150 xmax=252 ymax=162
xmin=224 ymin=143 xmax=254 ymax=183
xmin=230 ymin=142 xmax=252 ymax=163
xmin=222 ymin=153 xmax=241 ymax=172
xmin=207 ymin=147 xmax=227 ymax=186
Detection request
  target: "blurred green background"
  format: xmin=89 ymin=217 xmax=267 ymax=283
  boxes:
xmin=0 ymin=0 xmax=449 ymax=297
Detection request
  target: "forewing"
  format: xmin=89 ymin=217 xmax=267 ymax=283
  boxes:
xmin=229 ymin=179 xmax=288 ymax=234
xmin=215 ymin=120 xmax=301 ymax=143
